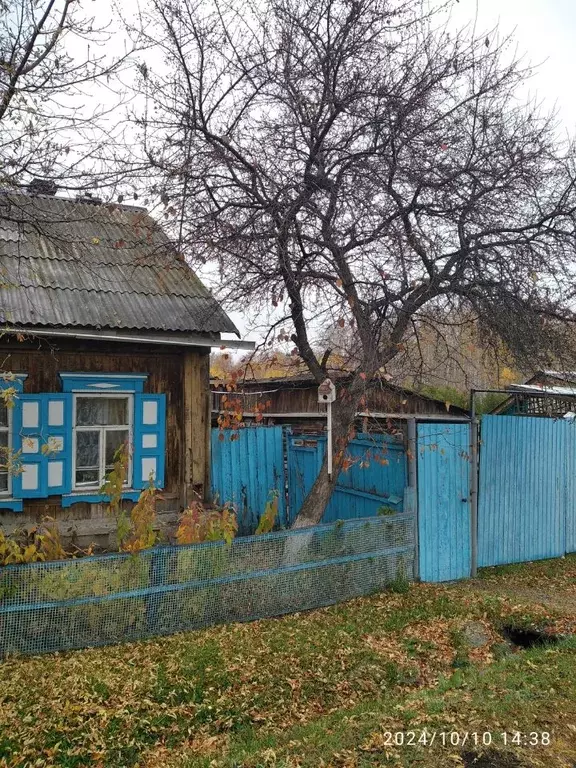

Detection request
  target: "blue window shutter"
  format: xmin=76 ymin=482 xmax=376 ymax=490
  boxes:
xmin=133 ymin=394 xmax=166 ymax=490
xmin=13 ymin=395 xmax=46 ymax=498
xmin=0 ymin=376 xmax=25 ymax=506
xmin=43 ymin=394 xmax=73 ymax=496
xmin=12 ymin=394 xmax=73 ymax=498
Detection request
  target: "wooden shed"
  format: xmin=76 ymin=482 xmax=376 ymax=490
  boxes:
xmin=212 ymin=371 xmax=469 ymax=431
xmin=0 ymin=185 xmax=248 ymax=547
xmin=492 ymin=371 xmax=576 ymax=417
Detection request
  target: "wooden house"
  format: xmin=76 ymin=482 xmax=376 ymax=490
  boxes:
xmin=0 ymin=184 xmax=248 ymax=547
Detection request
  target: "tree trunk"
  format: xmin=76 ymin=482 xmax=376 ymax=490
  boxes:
xmin=291 ymin=392 xmax=359 ymax=528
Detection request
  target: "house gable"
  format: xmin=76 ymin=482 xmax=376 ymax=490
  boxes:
xmin=0 ymin=188 xmax=237 ymax=336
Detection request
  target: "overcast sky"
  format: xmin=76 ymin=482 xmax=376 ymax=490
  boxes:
xmin=444 ymin=0 xmax=576 ymax=129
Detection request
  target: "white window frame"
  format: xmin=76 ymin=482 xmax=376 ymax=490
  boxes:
xmin=72 ymin=393 xmax=133 ymax=491
xmin=0 ymin=401 xmax=11 ymax=497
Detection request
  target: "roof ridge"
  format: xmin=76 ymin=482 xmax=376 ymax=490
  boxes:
xmin=0 ymin=187 xmax=148 ymax=214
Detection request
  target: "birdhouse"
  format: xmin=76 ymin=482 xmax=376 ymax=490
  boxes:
xmin=317 ymin=378 xmax=336 ymax=404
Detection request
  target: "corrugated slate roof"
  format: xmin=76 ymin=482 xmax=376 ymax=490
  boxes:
xmin=0 ymin=191 xmax=237 ymax=335
xmin=508 ymin=383 xmax=576 ymax=397
xmin=541 ymin=370 xmax=576 ymax=382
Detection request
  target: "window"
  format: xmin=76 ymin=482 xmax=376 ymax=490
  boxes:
xmin=73 ymin=395 xmax=132 ymax=488
xmin=7 ymin=374 xmax=164 ymax=506
xmin=0 ymin=401 xmax=10 ymax=494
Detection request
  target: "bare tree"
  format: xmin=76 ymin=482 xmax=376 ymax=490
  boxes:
xmin=1 ymin=0 xmax=133 ymax=192
xmin=134 ymin=0 xmax=576 ymax=525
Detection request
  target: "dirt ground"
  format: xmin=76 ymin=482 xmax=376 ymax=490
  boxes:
xmin=466 ymin=557 xmax=576 ymax=635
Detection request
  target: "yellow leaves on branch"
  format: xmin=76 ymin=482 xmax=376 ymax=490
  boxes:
xmin=176 ymin=500 xmax=238 ymax=546
xmin=177 ymin=492 xmax=278 ymax=544
xmin=255 ymin=491 xmax=279 ymax=534
xmin=120 ymin=481 xmax=158 ymax=554
xmin=0 ymin=517 xmax=67 ymax=565
xmin=0 ymin=383 xmax=17 ymax=409
xmin=101 ymin=442 xmax=158 ymax=553
xmin=102 ymin=442 xmax=131 ymax=518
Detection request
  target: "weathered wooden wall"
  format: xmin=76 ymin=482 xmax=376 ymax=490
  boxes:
xmin=0 ymin=336 xmax=210 ymax=548
xmin=183 ymin=349 xmax=211 ymax=506
xmin=367 ymin=385 xmax=452 ymax=415
xmin=212 ymin=377 xmax=460 ymax=425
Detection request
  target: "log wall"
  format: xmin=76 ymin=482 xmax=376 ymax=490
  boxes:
xmin=0 ymin=336 xmax=211 ymax=549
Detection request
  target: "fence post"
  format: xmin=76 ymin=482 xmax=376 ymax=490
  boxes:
xmin=470 ymin=395 xmax=479 ymax=578
xmin=283 ymin=427 xmax=291 ymax=527
xmin=407 ymin=418 xmax=419 ymax=580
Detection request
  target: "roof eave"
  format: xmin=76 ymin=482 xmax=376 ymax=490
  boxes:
xmin=1 ymin=326 xmax=255 ymax=350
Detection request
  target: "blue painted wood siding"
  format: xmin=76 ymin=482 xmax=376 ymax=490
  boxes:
xmin=417 ymin=423 xmax=471 ymax=582
xmin=287 ymin=433 xmax=407 ymax=523
xmin=210 ymin=427 xmax=286 ymax=534
xmin=478 ymin=415 xmax=573 ymax=566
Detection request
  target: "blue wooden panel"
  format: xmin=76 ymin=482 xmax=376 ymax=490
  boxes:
xmin=133 ymin=394 xmax=166 ymax=489
xmin=478 ymin=416 xmax=569 ymax=566
xmin=287 ymin=433 xmax=407 ymax=524
xmin=211 ymin=426 xmax=286 ymax=534
xmin=61 ymin=491 xmax=141 ymax=507
xmin=417 ymin=423 xmax=471 ymax=582
xmin=565 ymin=422 xmax=576 ymax=554
xmin=13 ymin=394 xmax=73 ymax=499
xmin=13 ymin=395 xmax=49 ymax=499
xmin=43 ymin=393 xmax=73 ymax=496
xmin=287 ymin=435 xmax=324 ymax=522
xmin=60 ymin=373 xmax=147 ymax=393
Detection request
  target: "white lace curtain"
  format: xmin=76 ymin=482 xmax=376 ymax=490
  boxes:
xmin=76 ymin=397 xmax=128 ymax=426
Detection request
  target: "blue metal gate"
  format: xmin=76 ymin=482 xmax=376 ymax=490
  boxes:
xmin=211 ymin=426 xmax=287 ymax=534
xmin=417 ymin=423 xmax=471 ymax=582
xmin=478 ymin=415 xmax=576 ymax=566
xmin=287 ymin=432 xmax=407 ymax=524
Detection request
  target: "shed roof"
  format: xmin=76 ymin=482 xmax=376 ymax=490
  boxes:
xmin=538 ymin=370 xmax=576 ymax=383
xmin=0 ymin=190 xmax=237 ymax=335
xmin=489 ymin=370 xmax=576 ymax=415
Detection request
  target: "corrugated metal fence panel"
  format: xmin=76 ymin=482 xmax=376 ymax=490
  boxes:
xmin=287 ymin=435 xmax=325 ymax=523
xmin=211 ymin=427 xmax=286 ymax=534
xmin=565 ymin=423 xmax=576 ymax=554
xmin=417 ymin=422 xmax=471 ymax=582
xmin=287 ymin=433 xmax=407 ymax=524
xmin=478 ymin=416 xmax=569 ymax=566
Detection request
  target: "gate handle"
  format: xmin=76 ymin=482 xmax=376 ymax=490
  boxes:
xmin=461 ymin=497 xmax=468 ymax=502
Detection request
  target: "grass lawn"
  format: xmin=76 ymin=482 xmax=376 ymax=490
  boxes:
xmin=1 ymin=557 xmax=576 ymax=768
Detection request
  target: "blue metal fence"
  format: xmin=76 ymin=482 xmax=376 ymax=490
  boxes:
xmin=208 ymin=417 xmax=576 ymax=584
xmin=287 ymin=432 xmax=407 ymax=524
xmin=417 ymin=422 xmax=471 ymax=582
xmin=478 ymin=415 xmax=576 ymax=566
xmin=211 ymin=427 xmax=286 ymax=533
xmin=0 ymin=515 xmax=415 ymax=656
xmin=564 ymin=424 xmax=576 ymax=555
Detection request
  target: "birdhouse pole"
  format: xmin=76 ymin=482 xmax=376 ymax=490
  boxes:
xmin=317 ymin=378 xmax=337 ymax=480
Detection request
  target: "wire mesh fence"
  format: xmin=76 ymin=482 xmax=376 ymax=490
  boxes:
xmin=0 ymin=514 xmax=415 ymax=656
